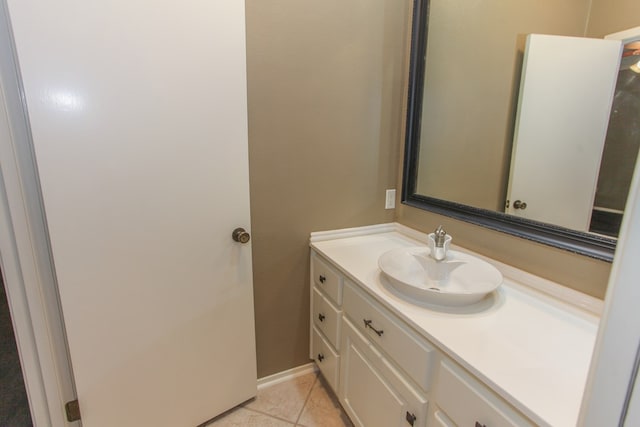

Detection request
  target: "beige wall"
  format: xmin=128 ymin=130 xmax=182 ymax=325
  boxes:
xmin=417 ymin=0 xmax=592 ymax=211
xmin=245 ymin=0 xmax=409 ymax=378
xmin=586 ymin=0 xmax=640 ymax=37
xmin=245 ymin=0 xmax=627 ymax=379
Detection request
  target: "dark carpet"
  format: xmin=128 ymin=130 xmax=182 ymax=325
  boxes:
xmin=1 ymin=273 xmax=33 ymax=427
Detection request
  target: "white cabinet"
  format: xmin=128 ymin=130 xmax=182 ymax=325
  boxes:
xmin=310 ymin=252 xmax=343 ymax=390
xmin=343 ymin=279 xmax=434 ymax=392
xmin=312 ymin=253 xmax=343 ymax=305
xmin=310 ymin=248 xmax=536 ymax=427
xmin=434 ymin=361 xmax=534 ymax=427
xmin=311 ymin=326 xmax=340 ymax=391
xmin=312 ymin=287 xmax=341 ymax=349
xmin=340 ymin=318 xmax=428 ymax=427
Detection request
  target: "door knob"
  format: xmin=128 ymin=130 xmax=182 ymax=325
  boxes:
xmin=232 ymin=228 xmax=251 ymax=244
xmin=513 ymin=200 xmax=527 ymax=210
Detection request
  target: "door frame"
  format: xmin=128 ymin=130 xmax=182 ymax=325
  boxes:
xmin=0 ymin=1 xmax=77 ymax=425
xmin=579 ymin=126 xmax=640 ymax=425
xmin=579 ymin=26 xmax=640 ymax=426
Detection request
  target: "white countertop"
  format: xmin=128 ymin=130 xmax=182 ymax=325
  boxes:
xmin=310 ymin=225 xmax=600 ymax=427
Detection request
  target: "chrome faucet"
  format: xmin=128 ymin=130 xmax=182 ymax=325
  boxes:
xmin=429 ymin=225 xmax=449 ymax=261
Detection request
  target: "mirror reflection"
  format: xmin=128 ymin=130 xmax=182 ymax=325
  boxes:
xmin=413 ymin=0 xmax=640 ymax=239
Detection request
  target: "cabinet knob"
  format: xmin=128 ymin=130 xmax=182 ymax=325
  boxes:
xmin=319 ymin=275 xmax=326 ymax=283
xmin=317 ymin=353 xmax=325 ymax=362
xmin=318 ymin=313 xmax=325 ymax=322
xmin=405 ymin=412 xmax=416 ymax=426
xmin=475 ymin=422 xmax=487 ymax=427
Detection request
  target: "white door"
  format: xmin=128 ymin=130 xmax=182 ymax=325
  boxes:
xmin=624 ymin=370 xmax=640 ymax=426
xmin=5 ymin=1 xmax=257 ymax=426
xmin=506 ymin=34 xmax=621 ymax=231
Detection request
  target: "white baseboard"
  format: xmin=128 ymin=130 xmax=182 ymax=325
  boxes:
xmin=257 ymin=363 xmax=318 ymax=390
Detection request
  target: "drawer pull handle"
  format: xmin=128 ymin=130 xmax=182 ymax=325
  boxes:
xmin=475 ymin=422 xmax=486 ymax=427
xmin=363 ymin=319 xmax=384 ymax=337
xmin=319 ymin=275 xmax=326 ymax=283
xmin=406 ymin=411 xmax=416 ymax=426
xmin=318 ymin=313 xmax=326 ymax=322
xmin=317 ymin=353 xmax=325 ymax=362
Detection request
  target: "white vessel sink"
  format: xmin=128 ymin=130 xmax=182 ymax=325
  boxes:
xmin=378 ymin=246 xmax=503 ymax=307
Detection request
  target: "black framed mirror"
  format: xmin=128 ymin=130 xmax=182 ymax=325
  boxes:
xmin=401 ymin=0 xmax=639 ymax=262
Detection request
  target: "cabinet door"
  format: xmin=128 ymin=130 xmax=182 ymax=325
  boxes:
xmin=340 ymin=318 xmax=427 ymax=427
xmin=312 ymin=326 xmax=340 ymax=391
xmin=312 ymin=287 xmax=341 ymax=349
xmin=311 ymin=253 xmax=343 ymax=305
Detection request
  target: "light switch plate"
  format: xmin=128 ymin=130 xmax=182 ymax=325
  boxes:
xmin=385 ymin=189 xmax=396 ymax=209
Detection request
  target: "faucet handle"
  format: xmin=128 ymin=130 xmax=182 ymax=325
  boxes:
xmin=434 ymin=225 xmax=446 ymax=247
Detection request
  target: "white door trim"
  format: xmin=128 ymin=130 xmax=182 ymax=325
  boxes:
xmin=605 ymin=26 xmax=640 ymax=43
xmin=579 ymin=97 xmax=640 ymax=426
xmin=0 ymin=1 xmax=77 ymax=425
xmin=579 ymin=26 xmax=640 ymax=426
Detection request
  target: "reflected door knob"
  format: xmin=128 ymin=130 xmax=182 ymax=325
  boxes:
xmin=232 ymin=228 xmax=251 ymax=244
xmin=513 ymin=200 xmax=527 ymax=210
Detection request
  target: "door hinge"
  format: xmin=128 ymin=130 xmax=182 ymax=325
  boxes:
xmin=65 ymin=399 xmax=81 ymax=422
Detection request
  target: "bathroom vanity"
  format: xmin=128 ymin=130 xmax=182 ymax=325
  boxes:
xmin=309 ymin=224 xmax=600 ymax=427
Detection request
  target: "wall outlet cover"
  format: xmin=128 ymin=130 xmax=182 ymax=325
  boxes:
xmin=385 ymin=189 xmax=396 ymax=209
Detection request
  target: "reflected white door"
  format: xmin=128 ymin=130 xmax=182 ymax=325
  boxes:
xmin=506 ymin=34 xmax=621 ymax=231
xmin=5 ymin=1 xmax=257 ymax=426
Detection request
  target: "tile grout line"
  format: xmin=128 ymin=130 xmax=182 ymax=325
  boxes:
xmin=240 ymin=406 xmax=297 ymax=425
xmin=294 ymin=372 xmax=319 ymax=426
xmin=238 ymin=371 xmax=320 ymax=426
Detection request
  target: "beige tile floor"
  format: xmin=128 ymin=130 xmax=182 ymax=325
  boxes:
xmin=205 ymin=371 xmax=353 ymax=427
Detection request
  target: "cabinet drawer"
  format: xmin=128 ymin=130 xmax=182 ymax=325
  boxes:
xmin=312 ymin=326 xmax=340 ymax=391
xmin=432 ymin=410 xmax=455 ymax=427
xmin=340 ymin=318 xmax=428 ymax=427
xmin=436 ymin=361 xmax=534 ymax=427
xmin=343 ymin=280 xmax=434 ymax=392
xmin=312 ymin=287 xmax=341 ymax=349
xmin=312 ymin=254 xmax=343 ymax=305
